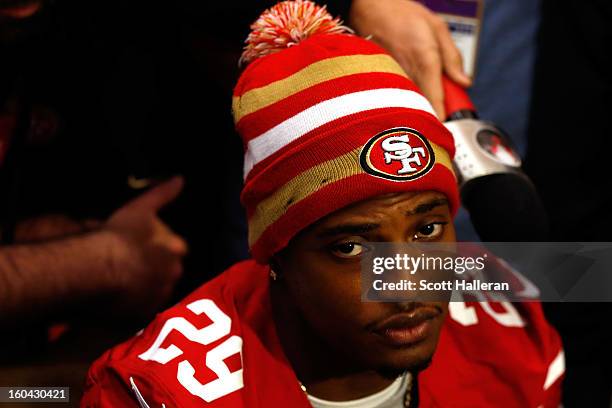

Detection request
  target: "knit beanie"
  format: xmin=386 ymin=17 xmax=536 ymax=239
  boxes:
xmin=233 ymin=0 xmax=459 ymax=264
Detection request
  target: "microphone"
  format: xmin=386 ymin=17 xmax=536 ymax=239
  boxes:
xmin=442 ymin=77 xmax=549 ymax=242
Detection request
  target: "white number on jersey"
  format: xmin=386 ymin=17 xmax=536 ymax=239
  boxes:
xmin=138 ymin=299 xmax=244 ymax=402
xmin=449 ymin=296 xmax=525 ymax=328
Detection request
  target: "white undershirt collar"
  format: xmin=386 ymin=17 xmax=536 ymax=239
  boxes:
xmin=307 ymin=373 xmax=411 ymax=408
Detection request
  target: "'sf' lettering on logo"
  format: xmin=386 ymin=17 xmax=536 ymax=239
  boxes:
xmin=360 ymin=127 xmax=435 ymax=181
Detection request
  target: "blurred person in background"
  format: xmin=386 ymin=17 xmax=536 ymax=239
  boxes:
xmin=0 ymin=0 xmax=187 ymax=398
xmin=0 ymin=0 xmax=338 ymax=378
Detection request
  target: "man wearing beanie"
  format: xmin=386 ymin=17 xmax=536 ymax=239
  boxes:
xmin=81 ymin=2 xmax=563 ymax=407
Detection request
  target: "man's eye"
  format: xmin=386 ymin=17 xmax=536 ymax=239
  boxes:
xmin=414 ymin=222 xmax=447 ymax=240
xmin=331 ymin=242 xmax=367 ymax=258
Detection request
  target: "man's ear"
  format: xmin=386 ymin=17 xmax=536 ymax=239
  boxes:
xmin=270 ymin=248 xmax=294 ymax=282
xmin=269 ymin=255 xmax=283 ymax=275
xmin=271 ymin=242 xmax=293 ymax=271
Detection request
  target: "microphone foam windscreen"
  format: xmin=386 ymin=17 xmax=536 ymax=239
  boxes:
xmin=461 ymin=173 xmax=549 ymax=242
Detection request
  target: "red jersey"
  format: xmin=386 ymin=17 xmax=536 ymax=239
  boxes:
xmin=81 ymin=260 xmax=563 ymax=407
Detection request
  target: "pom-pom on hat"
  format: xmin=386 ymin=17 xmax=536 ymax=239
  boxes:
xmin=233 ymin=0 xmax=459 ymax=264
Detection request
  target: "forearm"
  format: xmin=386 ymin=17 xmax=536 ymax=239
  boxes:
xmin=0 ymin=229 xmax=120 ymax=324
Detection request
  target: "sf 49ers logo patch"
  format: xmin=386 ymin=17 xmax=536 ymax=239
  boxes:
xmin=360 ymin=127 xmax=435 ymax=181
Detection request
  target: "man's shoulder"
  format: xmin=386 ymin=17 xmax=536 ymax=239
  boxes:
xmin=419 ymin=299 xmax=564 ymax=407
xmin=82 ymin=259 xmax=270 ymax=407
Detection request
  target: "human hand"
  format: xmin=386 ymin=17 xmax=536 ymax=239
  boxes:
xmin=350 ymin=0 xmax=471 ymax=119
xmin=105 ymin=176 xmax=188 ymax=316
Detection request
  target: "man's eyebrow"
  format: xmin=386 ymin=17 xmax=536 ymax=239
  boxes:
xmin=406 ymin=198 xmax=449 ymax=216
xmin=317 ymin=223 xmax=380 ymax=238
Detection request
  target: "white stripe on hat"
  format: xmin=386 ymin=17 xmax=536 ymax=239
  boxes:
xmin=243 ymin=88 xmax=436 ymax=179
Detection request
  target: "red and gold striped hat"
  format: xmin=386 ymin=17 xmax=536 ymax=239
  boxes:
xmin=233 ymin=0 xmax=459 ymax=264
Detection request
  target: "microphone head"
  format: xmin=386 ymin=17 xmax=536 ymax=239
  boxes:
xmin=442 ymin=76 xmax=476 ymax=117
xmin=461 ymin=173 xmax=549 ymax=242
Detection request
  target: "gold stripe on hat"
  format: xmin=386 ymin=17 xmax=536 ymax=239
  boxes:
xmin=247 ymin=142 xmax=453 ymax=246
xmin=233 ymin=54 xmax=408 ymax=123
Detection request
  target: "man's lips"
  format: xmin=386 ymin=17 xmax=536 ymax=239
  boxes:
xmin=372 ymin=307 xmax=441 ymax=347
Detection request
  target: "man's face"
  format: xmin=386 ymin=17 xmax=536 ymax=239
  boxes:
xmin=276 ymin=190 xmax=455 ymax=373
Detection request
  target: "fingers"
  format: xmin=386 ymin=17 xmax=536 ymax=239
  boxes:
xmin=157 ymin=238 xmax=186 ymax=283
xmin=349 ymin=0 xmax=470 ymax=120
xmin=152 ymin=219 xmax=189 ymax=257
xmin=155 ymin=247 xmax=184 ymax=282
xmin=433 ymin=16 xmax=472 ymax=87
xmin=411 ymin=48 xmax=446 ymax=120
xmin=167 ymin=235 xmax=188 ymax=257
xmin=148 ymin=221 xmax=187 ymax=286
xmin=123 ymin=176 xmax=185 ymax=214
